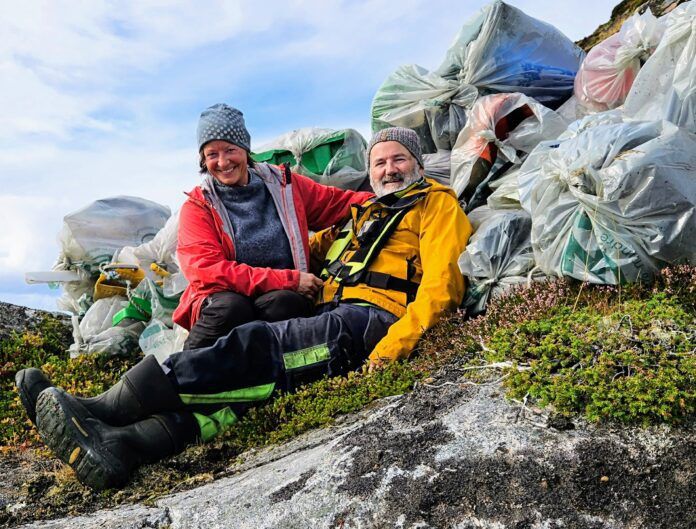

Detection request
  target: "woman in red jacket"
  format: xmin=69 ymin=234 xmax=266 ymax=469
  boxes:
xmin=173 ymin=104 xmax=371 ymax=348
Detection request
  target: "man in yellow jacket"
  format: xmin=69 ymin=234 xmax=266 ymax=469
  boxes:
xmin=19 ymin=127 xmax=472 ymax=491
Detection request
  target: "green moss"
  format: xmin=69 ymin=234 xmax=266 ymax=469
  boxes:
xmin=0 ymin=317 xmax=138 ymax=448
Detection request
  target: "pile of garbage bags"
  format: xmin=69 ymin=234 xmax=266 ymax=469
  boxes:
xmin=574 ymin=11 xmax=665 ymax=113
xmin=452 ymin=0 xmax=696 ymax=314
xmin=27 ymin=197 xmax=188 ymax=361
xmin=252 ymin=128 xmax=368 ymax=190
xmin=372 ymin=0 xmax=584 ymax=157
xmin=450 ymin=93 xmax=568 ymax=211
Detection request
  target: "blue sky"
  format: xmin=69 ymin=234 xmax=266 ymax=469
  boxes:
xmin=0 ymin=0 xmax=613 ymax=311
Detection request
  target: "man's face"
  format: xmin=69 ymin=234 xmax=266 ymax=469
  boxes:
xmin=369 ymin=141 xmax=423 ymax=197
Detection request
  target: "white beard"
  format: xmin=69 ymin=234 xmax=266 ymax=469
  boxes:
xmin=371 ymin=166 xmax=422 ymax=198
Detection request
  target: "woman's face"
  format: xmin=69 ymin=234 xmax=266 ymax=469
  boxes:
xmin=203 ymin=140 xmax=249 ymax=186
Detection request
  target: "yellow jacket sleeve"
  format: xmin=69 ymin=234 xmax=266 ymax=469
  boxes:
xmin=368 ymin=191 xmax=472 ymax=362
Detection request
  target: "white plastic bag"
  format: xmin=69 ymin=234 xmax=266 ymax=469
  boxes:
xmin=129 ymin=277 xmax=180 ymax=328
xmin=575 ymin=10 xmax=665 ymax=113
xmin=114 ymin=210 xmax=181 ymax=278
xmin=371 ymin=64 xmax=479 ymax=153
xmin=253 ymin=128 xmax=368 ymax=190
xmin=624 ymin=2 xmax=696 ymax=131
xmin=50 ymin=196 xmax=171 ymax=315
xmin=56 ymin=196 xmax=170 ymax=270
xmin=519 ymin=120 xmax=696 ymax=284
xmin=451 ymin=93 xmax=567 ymax=208
xmin=487 ymin=167 xmax=523 ymax=210
xmin=69 ymin=297 xmax=144 ymax=357
xmin=459 ymin=209 xmax=544 ymax=315
xmin=437 ymin=0 xmax=584 ymax=107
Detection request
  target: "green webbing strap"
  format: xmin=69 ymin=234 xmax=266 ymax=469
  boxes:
xmin=112 ymin=296 xmax=152 ymax=326
xmin=283 ymin=344 xmax=331 ymax=370
xmin=320 ymin=223 xmax=354 ymax=279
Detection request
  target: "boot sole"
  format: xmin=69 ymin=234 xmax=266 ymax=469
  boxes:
xmin=36 ymin=388 xmax=129 ymax=491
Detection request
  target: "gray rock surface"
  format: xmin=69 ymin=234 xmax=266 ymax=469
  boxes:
xmin=15 ymin=504 xmax=166 ymax=529
xmin=15 ymin=379 xmax=694 ymax=529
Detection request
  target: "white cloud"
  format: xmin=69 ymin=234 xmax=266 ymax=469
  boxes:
xmin=0 ymin=195 xmax=65 ymax=272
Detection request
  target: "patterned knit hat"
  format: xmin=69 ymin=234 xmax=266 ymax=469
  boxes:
xmin=197 ymin=103 xmax=251 ymax=152
xmin=367 ymin=127 xmax=424 ymax=168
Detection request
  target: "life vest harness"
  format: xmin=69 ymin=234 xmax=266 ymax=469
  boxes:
xmin=320 ymin=179 xmax=430 ymax=304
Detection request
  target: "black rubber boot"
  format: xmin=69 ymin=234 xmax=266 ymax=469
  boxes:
xmin=15 ymin=368 xmax=53 ymax=425
xmin=75 ymin=354 xmax=183 ymax=426
xmin=36 ymin=387 xmax=199 ymax=491
xmin=15 ymin=355 xmax=182 ymax=428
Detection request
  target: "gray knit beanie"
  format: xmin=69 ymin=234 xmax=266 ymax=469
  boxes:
xmin=367 ymin=127 xmax=424 ymax=168
xmin=197 ymin=103 xmax=251 ymax=152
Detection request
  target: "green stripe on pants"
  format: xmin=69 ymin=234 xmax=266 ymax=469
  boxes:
xmin=179 ymin=382 xmax=275 ymax=405
xmin=283 ymin=343 xmax=330 ymax=370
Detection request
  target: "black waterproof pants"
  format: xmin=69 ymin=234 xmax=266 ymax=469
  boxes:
xmin=184 ymin=290 xmax=315 ymax=349
xmin=163 ymin=303 xmax=397 ymax=440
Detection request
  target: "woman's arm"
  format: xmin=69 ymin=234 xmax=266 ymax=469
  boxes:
xmin=177 ymin=200 xmax=301 ymax=297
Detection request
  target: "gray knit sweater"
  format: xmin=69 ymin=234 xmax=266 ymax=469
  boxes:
xmin=213 ymin=170 xmax=294 ymax=270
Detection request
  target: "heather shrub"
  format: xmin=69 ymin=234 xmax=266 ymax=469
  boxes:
xmin=419 ymin=267 xmax=696 ymax=425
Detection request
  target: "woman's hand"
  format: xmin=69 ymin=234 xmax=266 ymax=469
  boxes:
xmin=297 ymin=272 xmax=323 ymax=300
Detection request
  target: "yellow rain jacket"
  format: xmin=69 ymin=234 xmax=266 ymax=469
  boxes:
xmin=311 ymin=178 xmax=472 ymax=363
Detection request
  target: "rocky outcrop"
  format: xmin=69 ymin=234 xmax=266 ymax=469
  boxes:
xmin=0 ymin=302 xmax=69 ymax=343
xmin=16 ymin=376 xmax=694 ymax=529
xmin=577 ymin=0 xmax=688 ymax=50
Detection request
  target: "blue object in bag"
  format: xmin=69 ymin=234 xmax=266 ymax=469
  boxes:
xmin=437 ymin=0 xmax=585 ymax=108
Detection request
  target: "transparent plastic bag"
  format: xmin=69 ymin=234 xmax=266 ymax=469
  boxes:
xmin=519 ymin=120 xmax=696 ymax=284
xmin=371 ymin=64 xmax=479 ymax=153
xmin=127 ymin=277 xmax=181 ymax=328
xmin=253 ymin=128 xmax=368 ymax=190
xmin=114 ymin=210 xmax=181 ymax=278
xmin=464 ymin=205 xmax=497 ymax=231
xmin=487 ymin=167 xmax=523 ymax=210
xmin=624 ymin=2 xmax=696 ymax=131
xmin=437 ymin=0 xmax=584 ymax=107
xmin=423 ymin=150 xmax=451 ymax=185
xmin=459 ymin=209 xmax=544 ymax=315
xmin=451 ymin=93 xmax=567 ymax=209
xmin=56 ymin=196 xmax=170 ymax=270
xmin=139 ymin=319 xmax=188 ymax=364
xmin=575 ymin=10 xmax=665 ymax=113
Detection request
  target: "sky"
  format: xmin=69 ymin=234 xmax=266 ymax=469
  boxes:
xmin=0 ymin=0 xmax=614 ymax=312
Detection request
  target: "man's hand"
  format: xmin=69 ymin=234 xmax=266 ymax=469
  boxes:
xmin=363 ymin=358 xmax=386 ymax=374
xmin=296 ymin=272 xmax=323 ymax=300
